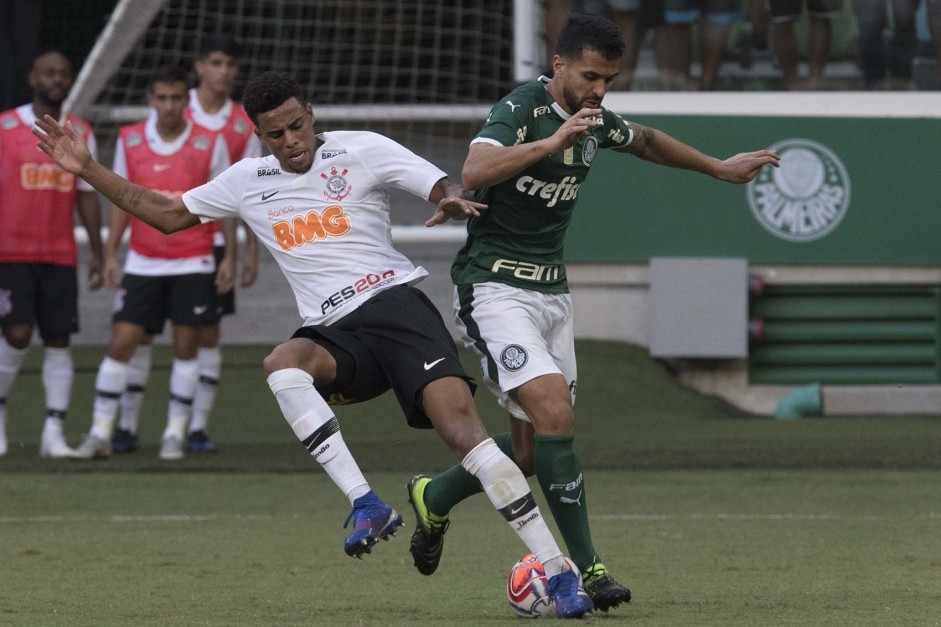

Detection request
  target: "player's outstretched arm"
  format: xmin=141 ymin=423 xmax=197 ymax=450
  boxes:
xmin=619 ymin=122 xmax=779 ymax=184
xmin=33 ymin=115 xmax=200 ymax=234
xmin=425 ymin=177 xmax=487 ymax=227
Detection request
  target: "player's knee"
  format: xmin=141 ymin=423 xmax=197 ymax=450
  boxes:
xmin=3 ymin=325 xmax=33 ymax=349
xmin=262 ymin=347 xmax=292 ymax=375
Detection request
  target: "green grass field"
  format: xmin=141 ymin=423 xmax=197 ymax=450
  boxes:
xmin=2 ymin=341 xmax=941 ymax=625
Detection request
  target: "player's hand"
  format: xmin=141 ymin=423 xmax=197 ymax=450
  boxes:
xmin=216 ymin=256 xmax=236 ymax=294
xmin=548 ymin=108 xmax=601 ymax=153
xmin=87 ymin=255 xmax=104 ymax=291
xmin=103 ymin=255 xmax=122 ymax=289
xmin=425 ymin=196 xmax=487 ymax=227
xmin=716 ymin=149 xmax=780 ymax=184
xmin=240 ymin=255 xmax=258 ymax=288
xmin=32 ymin=115 xmax=93 ymax=176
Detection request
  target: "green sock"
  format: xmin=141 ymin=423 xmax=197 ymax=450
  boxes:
xmin=534 ymin=433 xmax=596 ymax=570
xmin=423 ymin=432 xmax=515 ymax=517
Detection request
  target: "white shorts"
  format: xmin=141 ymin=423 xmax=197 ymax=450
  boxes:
xmin=454 ymin=282 xmax=576 ymax=421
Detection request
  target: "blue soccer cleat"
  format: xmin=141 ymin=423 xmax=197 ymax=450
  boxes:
xmin=342 ymin=490 xmax=404 ymax=558
xmin=548 ymin=568 xmax=594 ymax=619
xmin=111 ymin=428 xmax=139 ymax=454
xmin=186 ymin=430 xmax=218 ymax=453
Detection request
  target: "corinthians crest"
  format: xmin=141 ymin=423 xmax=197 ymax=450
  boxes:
xmin=321 ymin=166 xmax=352 ymax=201
xmin=746 ymin=138 xmax=850 ymax=242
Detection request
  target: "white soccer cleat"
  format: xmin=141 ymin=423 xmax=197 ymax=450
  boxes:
xmin=159 ymin=435 xmax=184 ymax=461
xmin=39 ymin=434 xmax=76 ymax=458
xmin=72 ymin=434 xmax=112 ymax=460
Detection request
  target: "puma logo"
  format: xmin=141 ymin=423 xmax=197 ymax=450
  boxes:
xmin=559 ymin=490 xmax=583 ymax=506
xmin=505 ymin=100 xmax=521 ymax=112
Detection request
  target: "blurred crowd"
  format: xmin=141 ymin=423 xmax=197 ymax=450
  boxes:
xmin=544 ymin=0 xmax=941 ymax=90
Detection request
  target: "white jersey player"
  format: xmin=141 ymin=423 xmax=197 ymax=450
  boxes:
xmin=34 ymin=70 xmax=595 ymax=618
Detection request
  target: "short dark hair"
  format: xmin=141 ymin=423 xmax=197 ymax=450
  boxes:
xmin=555 ymin=13 xmax=625 ymax=61
xmin=198 ymin=33 xmax=241 ymax=59
xmin=148 ymin=63 xmax=190 ymax=92
xmin=242 ymin=71 xmax=306 ymax=124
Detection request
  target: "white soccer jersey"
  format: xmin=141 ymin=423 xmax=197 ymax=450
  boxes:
xmin=183 ymin=130 xmax=447 ymax=326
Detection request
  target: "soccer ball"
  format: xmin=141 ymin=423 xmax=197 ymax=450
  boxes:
xmin=506 ymin=553 xmax=581 ymax=618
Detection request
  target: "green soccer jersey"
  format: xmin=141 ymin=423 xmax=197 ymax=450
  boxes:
xmin=451 ymin=76 xmax=633 ymax=294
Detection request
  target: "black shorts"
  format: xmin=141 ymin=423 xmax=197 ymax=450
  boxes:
xmin=213 ymin=245 xmax=235 ymax=317
xmin=292 ymin=285 xmax=476 ymax=429
xmin=768 ymin=0 xmax=842 ymax=20
xmin=113 ymin=272 xmax=221 ymax=334
xmin=0 ymin=263 xmax=78 ymax=339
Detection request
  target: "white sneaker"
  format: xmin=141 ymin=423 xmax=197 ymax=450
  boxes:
xmin=72 ymin=434 xmax=112 ymax=460
xmin=39 ymin=433 xmax=76 ymax=458
xmin=159 ymin=435 xmax=184 ymax=460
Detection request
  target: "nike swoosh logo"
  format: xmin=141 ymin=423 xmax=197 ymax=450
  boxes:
xmin=193 ymin=305 xmax=209 ymax=315
xmin=261 ymin=191 xmax=280 ymax=201
xmin=509 ymin=502 xmax=528 ymax=516
xmin=153 ymin=163 xmax=170 ymax=172
xmin=423 ymin=358 xmax=446 ymax=370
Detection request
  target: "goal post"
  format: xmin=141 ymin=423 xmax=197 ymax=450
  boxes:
xmin=64 ymin=0 xmax=537 ymax=215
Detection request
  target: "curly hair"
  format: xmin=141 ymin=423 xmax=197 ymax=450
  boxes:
xmin=242 ymin=71 xmax=306 ymax=125
xmin=555 ymin=13 xmax=625 ymax=61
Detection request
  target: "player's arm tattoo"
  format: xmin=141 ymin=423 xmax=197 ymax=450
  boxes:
xmin=618 ymin=123 xmax=655 ymax=159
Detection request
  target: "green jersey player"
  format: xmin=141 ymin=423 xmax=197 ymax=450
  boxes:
xmin=407 ymin=13 xmax=780 ymax=613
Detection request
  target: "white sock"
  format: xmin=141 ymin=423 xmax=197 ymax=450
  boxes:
xmin=0 ymin=339 xmax=27 ymax=414
xmin=119 ymin=345 xmax=152 ymax=434
xmin=267 ymin=368 xmax=369 ymax=503
xmin=42 ymin=416 xmax=66 ymax=442
xmin=462 ymin=438 xmax=565 ymax=577
xmin=92 ymin=357 xmax=129 ymax=440
xmin=163 ymin=358 xmax=198 ymax=440
xmin=42 ymin=346 xmax=73 ymax=420
xmin=189 ymin=346 xmax=221 ymax=433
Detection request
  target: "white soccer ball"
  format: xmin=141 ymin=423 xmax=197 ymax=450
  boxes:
xmin=506 ymin=553 xmax=581 ymax=618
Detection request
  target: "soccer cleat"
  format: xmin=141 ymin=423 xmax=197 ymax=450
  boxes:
xmin=342 ymin=490 xmax=403 ymax=558
xmin=111 ymin=428 xmax=140 ymax=454
xmin=582 ymin=559 xmax=631 ymax=612
xmin=548 ymin=568 xmax=594 ymax=619
xmin=406 ymin=474 xmax=450 ymax=575
xmin=72 ymin=434 xmax=112 ymax=460
xmin=39 ymin=431 xmax=76 ymax=458
xmin=186 ymin=430 xmax=218 ymax=453
xmin=159 ymin=435 xmax=185 ymax=460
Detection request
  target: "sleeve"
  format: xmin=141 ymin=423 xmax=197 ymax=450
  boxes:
xmin=472 ymin=99 xmax=530 ymax=148
xmin=601 ymin=108 xmax=633 ymax=149
xmin=355 ymin=132 xmax=447 ymax=201
xmin=182 ymin=160 xmax=247 ymax=222
xmin=111 ymin=137 xmax=127 ymax=178
xmin=209 ymin=136 xmax=231 ymax=179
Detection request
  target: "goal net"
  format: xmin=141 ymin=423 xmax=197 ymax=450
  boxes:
xmin=68 ymin=0 xmax=537 ymax=221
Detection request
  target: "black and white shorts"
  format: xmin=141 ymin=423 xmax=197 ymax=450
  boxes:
xmin=292 ymin=285 xmax=475 ymax=429
xmin=113 ymin=272 xmax=220 ymax=335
